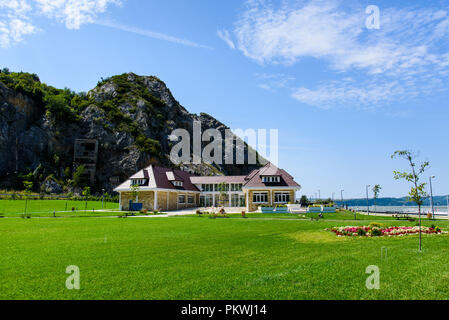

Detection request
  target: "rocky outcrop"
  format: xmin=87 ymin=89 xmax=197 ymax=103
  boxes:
xmin=0 ymin=72 xmax=264 ymax=193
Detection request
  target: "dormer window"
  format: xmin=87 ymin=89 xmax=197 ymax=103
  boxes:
xmin=173 ymin=181 xmax=184 ymax=187
xmin=131 ymin=179 xmax=146 ymax=186
xmin=262 ymin=176 xmax=280 ymax=183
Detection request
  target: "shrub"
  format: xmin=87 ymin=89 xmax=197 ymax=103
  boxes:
xmin=357 ymin=228 xmax=367 ymax=236
xmin=369 ymin=222 xmax=385 ymax=229
xmin=196 ymin=209 xmax=202 ymax=215
xmin=219 ymin=208 xmax=226 ymax=214
xmin=371 ymin=228 xmax=382 ymax=237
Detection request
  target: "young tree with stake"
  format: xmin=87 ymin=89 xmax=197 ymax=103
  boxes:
xmin=372 ymin=185 xmax=382 ymax=212
xmin=391 ymin=150 xmax=429 ymax=251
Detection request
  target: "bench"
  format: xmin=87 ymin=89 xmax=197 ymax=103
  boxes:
xmin=393 ymin=214 xmax=415 ymax=222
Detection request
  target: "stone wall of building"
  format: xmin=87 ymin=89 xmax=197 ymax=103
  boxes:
xmin=156 ymin=191 xmax=168 ymax=211
xmin=169 ymin=192 xmax=178 ymax=211
xmin=120 ymin=191 xmax=155 ymax=211
xmin=139 ymin=191 xmax=155 ymax=211
xmin=120 ymin=190 xmax=203 ymax=212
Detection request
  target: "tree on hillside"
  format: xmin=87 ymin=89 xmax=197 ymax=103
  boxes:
xmin=72 ymin=165 xmax=86 ymax=188
xmin=391 ymin=150 xmax=429 ymax=251
xmin=372 ymin=185 xmax=382 ymax=212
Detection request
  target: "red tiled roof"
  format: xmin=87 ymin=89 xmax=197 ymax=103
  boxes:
xmin=152 ymin=166 xmax=200 ymax=192
xmin=115 ymin=163 xmax=300 ymax=192
xmin=243 ymin=163 xmax=301 ymax=188
xmin=190 ymin=176 xmax=247 ymax=184
xmin=258 ymin=162 xmax=282 ymax=176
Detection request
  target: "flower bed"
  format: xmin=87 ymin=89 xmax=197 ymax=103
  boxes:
xmin=328 ymin=225 xmax=447 ymax=237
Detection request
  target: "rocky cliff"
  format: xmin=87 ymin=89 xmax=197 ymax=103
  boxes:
xmin=0 ymin=70 xmax=263 ymax=193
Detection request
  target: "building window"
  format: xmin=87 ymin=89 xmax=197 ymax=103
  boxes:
xmin=275 ymin=192 xmax=290 ymax=203
xmin=131 ymin=179 xmax=146 ymax=186
xmin=231 ymin=184 xmax=243 ymax=192
xmin=173 ymin=181 xmax=183 ymax=187
xmin=215 ymin=184 xmax=229 ymax=192
xmin=202 ymin=184 xmax=214 ymax=192
xmin=178 ymin=195 xmax=186 ymax=204
xmin=262 ymin=176 xmax=280 ymax=183
xmin=188 ymin=195 xmax=194 ymax=204
xmin=253 ymin=192 xmax=268 ymax=203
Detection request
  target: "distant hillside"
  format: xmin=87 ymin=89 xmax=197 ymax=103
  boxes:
xmin=0 ymin=69 xmax=265 ymax=194
xmin=336 ymin=196 xmax=449 ymax=207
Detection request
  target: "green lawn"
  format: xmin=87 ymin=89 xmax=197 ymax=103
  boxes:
xmin=0 ymin=199 xmax=119 ymax=217
xmin=196 ymin=210 xmax=407 ymax=221
xmin=1 ymin=214 xmax=449 ymax=300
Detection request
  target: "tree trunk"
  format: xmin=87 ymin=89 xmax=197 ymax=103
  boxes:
xmin=418 ymin=204 xmax=422 ymax=252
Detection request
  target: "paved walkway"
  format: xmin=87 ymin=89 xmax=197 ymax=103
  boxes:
xmin=127 ymin=208 xmax=198 ymax=218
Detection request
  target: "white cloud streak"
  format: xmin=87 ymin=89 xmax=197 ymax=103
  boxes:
xmin=34 ymin=0 xmax=122 ymax=29
xmin=97 ymin=19 xmax=213 ymax=49
xmin=228 ymin=0 xmax=449 ymax=109
xmin=217 ymin=29 xmax=235 ymax=49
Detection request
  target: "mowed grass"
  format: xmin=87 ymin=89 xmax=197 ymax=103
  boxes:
xmin=1 ymin=216 xmax=449 ymax=300
xmin=0 ymin=200 xmax=119 ymax=217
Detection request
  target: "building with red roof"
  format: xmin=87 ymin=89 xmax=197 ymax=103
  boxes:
xmin=114 ymin=163 xmax=301 ymax=212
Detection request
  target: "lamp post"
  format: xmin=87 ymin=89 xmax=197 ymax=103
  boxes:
xmin=332 ymin=192 xmax=335 ymax=202
xmin=341 ymin=190 xmax=344 ymax=208
xmin=429 ymin=176 xmax=435 ymax=220
xmin=447 ymin=195 xmax=449 ymax=217
xmin=318 ymin=190 xmax=321 ymax=201
xmin=366 ymin=185 xmax=371 ymax=216
xmin=102 ymin=189 xmax=105 ymax=210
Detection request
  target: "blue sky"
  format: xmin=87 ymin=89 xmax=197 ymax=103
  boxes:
xmin=1 ymin=0 xmax=448 ymax=199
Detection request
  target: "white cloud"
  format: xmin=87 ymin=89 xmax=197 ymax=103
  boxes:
xmin=0 ymin=1 xmax=35 ymax=47
xmin=34 ymin=0 xmax=122 ymax=29
xmin=97 ymin=19 xmax=213 ymax=49
xmin=254 ymin=72 xmax=295 ymax=91
xmin=0 ymin=0 xmax=120 ymax=47
xmin=217 ymin=29 xmax=235 ymax=49
xmin=0 ymin=0 xmax=211 ymax=49
xmin=229 ymin=0 xmax=449 ymax=108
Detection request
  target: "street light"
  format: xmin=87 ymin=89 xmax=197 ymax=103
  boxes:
xmin=366 ymin=185 xmax=371 ymax=216
xmin=102 ymin=189 xmax=105 ymax=209
xmin=341 ymin=190 xmax=344 ymax=208
xmin=429 ymin=176 xmax=435 ymax=220
xmin=447 ymin=195 xmax=449 ymax=217
xmin=318 ymin=190 xmax=321 ymax=200
xmin=332 ymin=192 xmax=335 ymax=202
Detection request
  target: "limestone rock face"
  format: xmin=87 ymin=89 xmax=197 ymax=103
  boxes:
xmin=0 ymin=72 xmax=264 ymax=193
